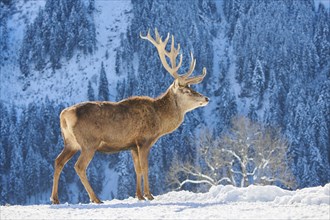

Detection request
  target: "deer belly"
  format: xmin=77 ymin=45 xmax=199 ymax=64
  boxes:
xmin=97 ymin=141 xmax=134 ymax=153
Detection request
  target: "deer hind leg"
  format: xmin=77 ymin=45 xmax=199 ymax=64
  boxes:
xmin=131 ymin=148 xmax=145 ymax=200
xmin=138 ymin=147 xmax=154 ymax=200
xmin=74 ymin=149 xmax=102 ymax=204
xmin=51 ymin=147 xmax=78 ymax=204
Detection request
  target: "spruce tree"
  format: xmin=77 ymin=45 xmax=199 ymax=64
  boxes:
xmin=98 ymin=62 xmax=110 ymax=101
xmin=87 ymin=80 xmax=96 ymax=101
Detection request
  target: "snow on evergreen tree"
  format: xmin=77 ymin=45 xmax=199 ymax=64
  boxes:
xmin=0 ymin=104 xmax=10 ymax=205
xmin=115 ymin=152 xmax=135 ymax=200
xmin=24 ymin=147 xmax=41 ymax=200
xmin=87 ymin=156 xmax=105 ymax=198
xmin=314 ymin=3 xmax=330 ymax=72
xmin=0 ymin=103 xmax=10 ymax=171
xmin=19 ymin=24 xmax=33 ymax=77
xmin=0 ymin=8 xmax=9 ymax=65
xmin=115 ymin=79 xmax=126 ymax=101
xmin=212 ymin=78 xmax=237 ymax=134
xmin=33 ymin=9 xmax=47 ymax=71
xmin=18 ymin=0 xmax=96 ymax=76
xmin=98 ymin=62 xmax=110 ymax=101
xmin=251 ymin=59 xmax=266 ymax=108
xmin=8 ymin=135 xmax=25 ymax=204
xmin=87 ymin=80 xmax=96 ymax=101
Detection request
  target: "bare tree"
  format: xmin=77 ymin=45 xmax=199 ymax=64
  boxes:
xmin=168 ymin=116 xmax=296 ymax=190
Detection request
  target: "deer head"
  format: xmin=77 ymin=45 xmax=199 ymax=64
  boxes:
xmin=140 ymin=28 xmax=209 ymax=112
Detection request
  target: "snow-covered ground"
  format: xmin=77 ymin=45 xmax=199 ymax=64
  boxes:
xmin=1 ymin=184 xmax=329 ymax=220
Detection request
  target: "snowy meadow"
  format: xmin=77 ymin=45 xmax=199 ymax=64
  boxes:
xmin=1 ymin=184 xmax=329 ymax=219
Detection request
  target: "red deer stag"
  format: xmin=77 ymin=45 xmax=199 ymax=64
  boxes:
xmin=50 ymin=29 xmax=209 ymax=204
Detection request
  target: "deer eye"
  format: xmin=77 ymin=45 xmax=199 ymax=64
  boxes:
xmin=183 ymin=89 xmax=191 ymax=94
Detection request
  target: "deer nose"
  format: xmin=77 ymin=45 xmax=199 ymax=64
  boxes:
xmin=205 ymin=97 xmax=209 ymax=102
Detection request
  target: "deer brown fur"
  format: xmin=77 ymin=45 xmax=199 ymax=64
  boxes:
xmin=50 ymin=29 xmax=209 ymax=204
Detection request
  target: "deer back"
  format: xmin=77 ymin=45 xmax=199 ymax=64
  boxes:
xmin=61 ymin=98 xmax=163 ymax=152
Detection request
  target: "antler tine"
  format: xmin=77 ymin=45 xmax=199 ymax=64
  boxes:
xmin=141 ymin=28 xmax=182 ymax=79
xmin=140 ymin=28 xmax=206 ymax=84
xmin=164 ymin=32 xmax=170 ymax=45
xmin=166 ymin=35 xmax=183 ymax=70
xmin=140 ymin=29 xmax=156 ymax=47
xmin=154 ymin=28 xmax=170 ymax=47
xmin=140 ymin=29 xmax=149 ymax=40
xmin=185 ymin=67 xmax=207 ymax=85
xmin=182 ymin=52 xmax=196 ymax=79
xmin=155 ymin=28 xmax=161 ymax=43
xmin=170 ymin=35 xmax=179 ymax=56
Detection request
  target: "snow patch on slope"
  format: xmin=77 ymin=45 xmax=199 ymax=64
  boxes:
xmin=1 ymin=0 xmax=132 ymax=106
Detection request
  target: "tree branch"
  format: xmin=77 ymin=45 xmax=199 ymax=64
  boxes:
xmin=176 ymin=179 xmax=215 ymax=190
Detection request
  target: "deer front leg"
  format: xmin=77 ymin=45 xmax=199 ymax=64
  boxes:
xmin=74 ymin=149 xmax=102 ymax=204
xmin=131 ymin=149 xmax=145 ymax=200
xmin=138 ymin=147 xmax=154 ymax=200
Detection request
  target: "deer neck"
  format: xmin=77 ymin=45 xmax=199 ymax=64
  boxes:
xmin=155 ymin=87 xmax=185 ymax=135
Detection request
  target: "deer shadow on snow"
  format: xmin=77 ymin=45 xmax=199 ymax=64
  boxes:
xmin=49 ymin=200 xmax=223 ymax=213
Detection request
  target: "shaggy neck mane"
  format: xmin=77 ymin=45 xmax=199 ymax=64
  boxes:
xmin=154 ymin=86 xmax=184 ymax=134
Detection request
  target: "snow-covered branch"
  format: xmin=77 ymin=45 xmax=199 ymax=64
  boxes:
xmin=176 ymin=179 xmax=214 ymax=190
xmin=168 ymin=116 xmax=296 ymax=190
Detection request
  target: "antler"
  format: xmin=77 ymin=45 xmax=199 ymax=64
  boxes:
xmin=140 ymin=28 xmax=206 ymax=85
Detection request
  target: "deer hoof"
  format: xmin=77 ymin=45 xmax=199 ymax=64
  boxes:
xmin=92 ymin=198 xmax=103 ymax=204
xmin=145 ymin=194 xmax=154 ymax=200
xmin=136 ymin=194 xmax=146 ymax=201
xmin=50 ymin=198 xmax=60 ymax=205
